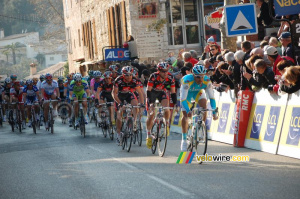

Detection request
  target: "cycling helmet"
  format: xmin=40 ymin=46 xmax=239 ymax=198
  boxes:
xmin=58 ymin=79 xmax=64 ymax=84
xmin=67 ymin=73 xmax=73 ymax=80
xmin=4 ymin=77 xmax=11 ymax=84
xmin=103 ymin=71 xmax=113 ymax=78
xmin=122 ymin=66 xmax=133 ymax=75
xmin=157 ymin=62 xmax=169 ymax=71
xmin=45 ymin=73 xmax=52 ymax=80
xmin=74 ymin=73 xmax=82 ymax=82
xmin=88 ymin=70 xmax=94 ymax=76
xmin=20 ymin=80 xmax=25 ymax=86
xmin=26 ymin=79 xmax=33 ymax=85
xmin=93 ymin=71 xmax=102 ymax=78
xmin=192 ymin=64 xmax=207 ymax=75
xmin=40 ymin=74 xmax=45 ymax=80
xmin=109 ymin=65 xmax=118 ymax=72
xmin=32 ymin=77 xmax=38 ymax=82
xmin=10 ymin=74 xmax=17 ymax=80
xmin=58 ymin=76 xmax=64 ymax=81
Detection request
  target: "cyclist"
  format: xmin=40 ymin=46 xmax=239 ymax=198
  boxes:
xmin=90 ymin=71 xmax=102 ymax=97
xmin=109 ymin=65 xmax=120 ymax=79
xmin=87 ymin=70 xmax=94 ymax=85
xmin=40 ymin=73 xmax=59 ymax=129
xmin=57 ymin=76 xmax=66 ymax=100
xmin=145 ymin=62 xmax=177 ymax=149
xmin=64 ymin=74 xmax=74 ymax=127
xmin=37 ymin=74 xmax=45 ymax=96
xmin=112 ymin=66 xmax=144 ymax=144
xmin=23 ymin=79 xmax=40 ymax=127
xmin=2 ymin=77 xmax=12 ymax=121
xmin=32 ymin=77 xmax=39 ymax=86
xmin=69 ymin=73 xmax=90 ymax=127
xmin=132 ymin=68 xmax=146 ymax=122
xmin=10 ymin=74 xmax=17 ymax=84
xmin=180 ymin=64 xmax=218 ymax=151
xmin=10 ymin=80 xmax=26 ymax=129
xmin=95 ymin=71 xmax=115 ymax=125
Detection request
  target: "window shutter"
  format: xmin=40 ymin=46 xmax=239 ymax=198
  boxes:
xmin=115 ymin=4 xmax=121 ymax=46
xmin=107 ymin=9 xmax=112 ymax=47
xmin=121 ymin=1 xmax=127 ymax=43
xmin=92 ymin=18 xmax=98 ymax=56
xmin=109 ymin=6 xmax=116 ymax=47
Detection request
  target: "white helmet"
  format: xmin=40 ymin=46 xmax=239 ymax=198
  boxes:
xmin=74 ymin=73 xmax=82 ymax=81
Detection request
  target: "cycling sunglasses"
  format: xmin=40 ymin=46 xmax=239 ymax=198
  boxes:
xmin=124 ymin=74 xmax=133 ymax=77
xmin=194 ymin=75 xmax=204 ymax=79
xmin=159 ymin=70 xmax=168 ymax=73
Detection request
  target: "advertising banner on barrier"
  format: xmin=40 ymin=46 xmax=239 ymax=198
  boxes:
xmin=210 ymin=90 xmax=235 ymax=144
xmin=277 ymin=91 xmax=300 ymax=159
xmin=244 ymin=89 xmax=288 ymax=154
xmin=233 ymin=90 xmax=254 ymax=147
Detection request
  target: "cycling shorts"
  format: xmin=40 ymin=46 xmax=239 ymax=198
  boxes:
xmin=100 ymin=91 xmax=114 ymax=103
xmin=72 ymin=92 xmax=87 ymax=100
xmin=180 ymin=90 xmax=206 ymax=112
xmin=115 ymin=92 xmax=137 ymax=111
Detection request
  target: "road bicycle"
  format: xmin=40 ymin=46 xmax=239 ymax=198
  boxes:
xmin=27 ymin=101 xmax=39 ymax=134
xmin=98 ymin=102 xmax=114 ymax=140
xmin=187 ymin=101 xmax=218 ymax=164
xmin=74 ymin=100 xmax=87 ymax=138
xmin=43 ymin=99 xmax=59 ymax=134
xmin=133 ymin=108 xmax=143 ymax=146
xmin=8 ymin=102 xmax=24 ymax=133
xmin=149 ymin=101 xmax=173 ymax=157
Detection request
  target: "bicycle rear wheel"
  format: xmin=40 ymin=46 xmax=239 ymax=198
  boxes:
xmin=108 ymin=122 xmax=114 ymax=140
xmin=195 ymin=122 xmax=208 ymax=164
xmin=157 ymin=119 xmax=167 ymax=157
xmin=151 ymin=122 xmax=158 ymax=154
xmin=126 ymin=118 xmax=133 ymax=152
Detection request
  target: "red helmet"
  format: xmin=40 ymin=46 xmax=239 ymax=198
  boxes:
xmin=122 ymin=66 xmax=133 ymax=75
xmin=157 ymin=62 xmax=169 ymax=71
xmin=103 ymin=71 xmax=113 ymax=78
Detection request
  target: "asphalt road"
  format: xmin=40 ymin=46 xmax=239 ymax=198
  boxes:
xmin=0 ymin=119 xmax=300 ymax=199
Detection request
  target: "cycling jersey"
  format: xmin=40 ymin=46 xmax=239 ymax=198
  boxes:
xmin=58 ymin=85 xmax=65 ymax=99
xmin=10 ymin=87 xmax=24 ymax=102
xmin=147 ymin=72 xmax=175 ymax=91
xmin=41 ymin=80 xmax=58 ymax=95
xmin=3 ymin=85 xmax=11 ymax=97
xmin=36 ymin=80 xmax=43 ymax=91
xmin=23 ymin=85 xmax=39 ymax=103
xmin=180 ymin=74 xmax=216 ymax=114
xmin=98 ymin=80 xmax=113 ymax=93
xmin=114 ymin=76 xmax=141 ymax=93
xmin=70 ymin=80 xmax=89 ymax=96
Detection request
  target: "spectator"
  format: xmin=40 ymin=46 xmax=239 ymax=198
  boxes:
xmin=215 ymin=62 xmax=234 ymax=91
xmin=245 ymin=55 xmax=261 ymax=71
xmin=244 ymin=59 xmax=276 ymax=90
xmin=201 ymin=36 xmax=221 ymax=60
xmin=234 ymin=50 xmax=252 ymax=90
xmin=279 ymin=66 xmax=300 ymax=94
xmin=279 ymin=32 xmax=294 ymax=60
xmin=260 ymin=40 xmax=269 ymax=49
xmin=189 ymin=50 xmax=198 ymax=59
xmin=165 ymin=51 xmax=177 ymax=65
xmin=181 ymin=66 xmax=192 ymax=76
xmin=277 ymin=59 xmax=294 ymax=76
xmin=256 ymin=0 xmax=274 ymax=39
xmin=250 ymin=47 xmax=272 ymax=66
xmin=216 ymin=54 xmax=224 ymax=63
xmin=269 ymin=37 xmax=282 ymax=56
xmin=242 ymin=41 xmax=252 ymax=61
xmin=266 ymin=46 xmax=294 ymax=76
xmin=183 ymin=52 xmax=198 ymax=66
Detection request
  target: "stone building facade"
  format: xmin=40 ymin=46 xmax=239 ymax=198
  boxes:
xmin=63 ymin=0 xmax=225 ymax=74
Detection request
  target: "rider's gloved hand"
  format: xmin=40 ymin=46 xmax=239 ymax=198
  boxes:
xmin=118 ymin=102 xmax=124 ymax=109
xmin=139 ymin=103 xmax=145 ymax=108
xmin=56 ymin=97 xmax=61 ymax=101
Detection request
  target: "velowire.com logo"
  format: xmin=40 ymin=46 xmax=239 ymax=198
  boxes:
xmin=176 ymin=152 xmax=250 ymax=164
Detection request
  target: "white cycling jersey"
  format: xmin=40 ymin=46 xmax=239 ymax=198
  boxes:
xmin=41 ymin=80 xmax=58 ymax=95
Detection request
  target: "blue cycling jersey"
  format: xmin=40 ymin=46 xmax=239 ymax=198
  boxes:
xmin=180 ymin=74 xmax=216 ymax=114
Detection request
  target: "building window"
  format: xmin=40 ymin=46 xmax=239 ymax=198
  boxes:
xmin=66 ymin=27 xmax=72 ymax=54
xmin=50 ymin=57 xmax=54 ymax=61
xmin=167 ymin=0 xmax=200 ymax=46
xmin=65 ymin=0 xmax=69 ymax=18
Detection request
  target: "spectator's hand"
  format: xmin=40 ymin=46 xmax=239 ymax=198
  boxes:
xmin=204 ymin=45 xmax=210 ymax=53
xmin=243 ymin=72 xmax=252 ymax=80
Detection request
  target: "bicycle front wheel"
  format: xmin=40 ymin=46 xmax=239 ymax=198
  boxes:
xmin=80 ymin=109 xmax=86 ymax=137
xmin=32 ymin=111 xmax=36 ymax=134
xmin=137 ymin=120 xmax=142 ymax=146
xmin=195 ymin=122 xmax=208 ymax=164
xmin=49 ymin=109 xmax=54 ymax=134
xmin=17 ymin=109 xmax=22 ymax=133
xmin=125 ymin=118 xmax=133 ymax=152
xmin=9 ymin=110 xmax=14 ymax=132
xmin=157 ymin=119 xmax=167 ymax=157
xmin=151 ymin=122 xmax=158 ymax=154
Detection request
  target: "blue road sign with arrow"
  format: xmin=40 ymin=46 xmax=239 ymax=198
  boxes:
xmin=225 ymin=3 xmax=258 ymax=37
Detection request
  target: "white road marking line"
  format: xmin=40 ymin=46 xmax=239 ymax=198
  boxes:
xmin=88 ymin=145 xmax=193 ymax=197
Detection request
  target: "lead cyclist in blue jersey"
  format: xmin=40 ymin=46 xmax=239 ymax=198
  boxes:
xmin=180 ymin=64 xmax=219 ymax=151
